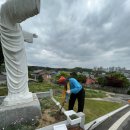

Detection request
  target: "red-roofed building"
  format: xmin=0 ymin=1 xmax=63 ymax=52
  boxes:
xmin=86 ymin=77 xmax=96 ymax=87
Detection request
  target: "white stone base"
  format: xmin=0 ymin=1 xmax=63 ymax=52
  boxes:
xmin=3 ymin=92 xmax=33 ymax=106
xmin=0 ymin=94 xmax=42 ymax=129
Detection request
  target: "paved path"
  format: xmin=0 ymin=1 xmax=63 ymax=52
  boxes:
xmin=118 ymin=115 xmax=130 ymax=130
xmin=87 ymin=92 xmax=130 ymax=105
xmin=93 ymin=106 xmax=130 ymax=130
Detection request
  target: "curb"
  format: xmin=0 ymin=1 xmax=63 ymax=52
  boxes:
xmin=84 ymin=104 xmax=129 ymax=130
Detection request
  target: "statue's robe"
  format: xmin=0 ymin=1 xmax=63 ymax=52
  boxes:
xmin=0 ymin=0 xmax=40 ymax=105
xmin=0 ymin=31 xmax=38 ymax=65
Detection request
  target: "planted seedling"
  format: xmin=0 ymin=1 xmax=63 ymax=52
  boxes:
xmin=69 ymin=114 xmax=79 ymax=120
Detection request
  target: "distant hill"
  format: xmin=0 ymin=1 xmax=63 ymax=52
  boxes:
xmin=28 ymin=66 xmax=93 ymax=73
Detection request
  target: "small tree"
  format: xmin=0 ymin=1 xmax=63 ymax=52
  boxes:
xmin=56 ymin=71 xmax=70 ymax=80
xmin=0 ymin=42 xmax=4 ymax=66
xmin=98 ymin=72 xmax=130 ymax=88
xmin=38 ymin=75 xmax=43 ymax=82
xmin=97 ymin=76 xmax=107 ymax=87
xmin=77 ymin=74 xmax=86 ymax=83
xmin=107 ymin=72 xmax=130 ymax=88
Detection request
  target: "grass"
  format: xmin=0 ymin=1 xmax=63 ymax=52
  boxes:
xmin=0 ymin=82 xmax=123 ymax=124
xmin=55 ymin=96 xmax=123 ymax=123
xmin=85 ymin=99 xmax=123 ymax=122
xmin=0 ymin=82 xmax=61 ymax=96
xmin=85 ymin=89 xmax=106 ymax=98
xmin=0 ymin=87 xmax=7 ymax=96
xmin=0 ymin=82 xmax=106 ymax=98
xmin=29 ymin=81 xmax=63 ymax=93
xmin=5 ymin=124 xmax=35 ymax=130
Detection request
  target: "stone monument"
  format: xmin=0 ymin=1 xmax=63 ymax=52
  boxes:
xmin=0 ymin=0 xmax=40 ymax=105
xmin=0 ymin=0 xmax=41 ymax=128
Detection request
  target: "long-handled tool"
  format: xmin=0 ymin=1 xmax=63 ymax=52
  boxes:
xmin=59 ymin=93 xmax=70 ymax=113
xmin=59 ymin=100 xmax=66 ymax=113
xmin=59 ymin=82 xmax=70 ymax=113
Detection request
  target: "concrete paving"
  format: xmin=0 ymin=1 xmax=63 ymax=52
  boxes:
xmin=93 ymin=106 xmax=130 ymax=130
xmin=108 ymin=111 xmax=130 ymax=130
xmin=118 ymin=115 xmax=130 ymax=130
xmin=88 ymin=92 xmax=130 ymax=105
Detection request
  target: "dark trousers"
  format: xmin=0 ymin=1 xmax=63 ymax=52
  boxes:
xmin=69 ymin=88 xmax=85 ymax=112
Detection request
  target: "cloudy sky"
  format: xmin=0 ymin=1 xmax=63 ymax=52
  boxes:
xmin=1 ymin=0 xmax=130 ymax=69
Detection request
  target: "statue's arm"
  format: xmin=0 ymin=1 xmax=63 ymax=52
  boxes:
xmin=23 ymin=31 xmax=38 ymax=43
xmin=0 ymin=31 xmax=37 ymax=43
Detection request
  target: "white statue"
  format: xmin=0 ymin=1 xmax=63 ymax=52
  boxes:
xmin=0 ymin=0 xmax=40 ymax=106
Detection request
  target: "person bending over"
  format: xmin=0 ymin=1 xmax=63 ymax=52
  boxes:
xmin=58 ymin=76 xmax=85 ymax=112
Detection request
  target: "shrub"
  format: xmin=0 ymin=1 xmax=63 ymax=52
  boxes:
xmin=127 ymin=90 xmax=130 ymax=95
xmin=38 ymin=75 xmax=43 ymax=82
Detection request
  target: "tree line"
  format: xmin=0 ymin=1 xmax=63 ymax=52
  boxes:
xmin=98 ymin=72 xmax=130 ymax=88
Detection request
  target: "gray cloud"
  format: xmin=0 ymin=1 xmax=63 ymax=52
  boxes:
xmin=2 ymin=0 xmax=130 ymax=69
xmin=0 ymin=0 xmax=6 ymax=5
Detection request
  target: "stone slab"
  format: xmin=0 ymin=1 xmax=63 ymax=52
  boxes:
xmin=36 ymin=121 xmax=69 ymax=130
xmin=36 ymin=91 xmax=51 ymax=99
xmin=0 ymin=94 xmax=42 ymax=129
xmin=36 ymin=112 xmax=85 ymax=130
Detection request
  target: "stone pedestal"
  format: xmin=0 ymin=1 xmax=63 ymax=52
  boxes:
xmin=3 ymin=92 xmax=33 ymax=106
xmin=77 ymin=112 xmax=85 ymax=129
xmin=0 ymin=94 xmax=42 ymax=129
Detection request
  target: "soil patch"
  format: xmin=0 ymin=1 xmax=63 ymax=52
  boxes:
xmin=67 ymin=126 xmax=84 ymax=130
xmin=37 ymin=98 xmax=66 ymax=128
xmin=69 ymin=114 xmax=79 ymax=120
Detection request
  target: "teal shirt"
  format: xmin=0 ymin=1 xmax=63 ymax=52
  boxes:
xmin=69 ymin=78 xmax=82 ymax=94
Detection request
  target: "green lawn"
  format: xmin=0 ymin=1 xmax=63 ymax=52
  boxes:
xmin=85 ymin=99 xmax=122 ymax=122
xmin=29 ymin=82 xmax=58 ymax=93
xmin=0 ymin=82 xmax=106 ymax=98
xmin=85 ymin=89 xmax=106 ymax=98
xmin=0 ymin=87 xmax=7 ymax=96
xmin=0 ymin=82 xmax=60 ymax=96
xmin=55 ymin=96 xmax=123 ymax=123
xmin=0 ymin=82 xmax=123 ymax=123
